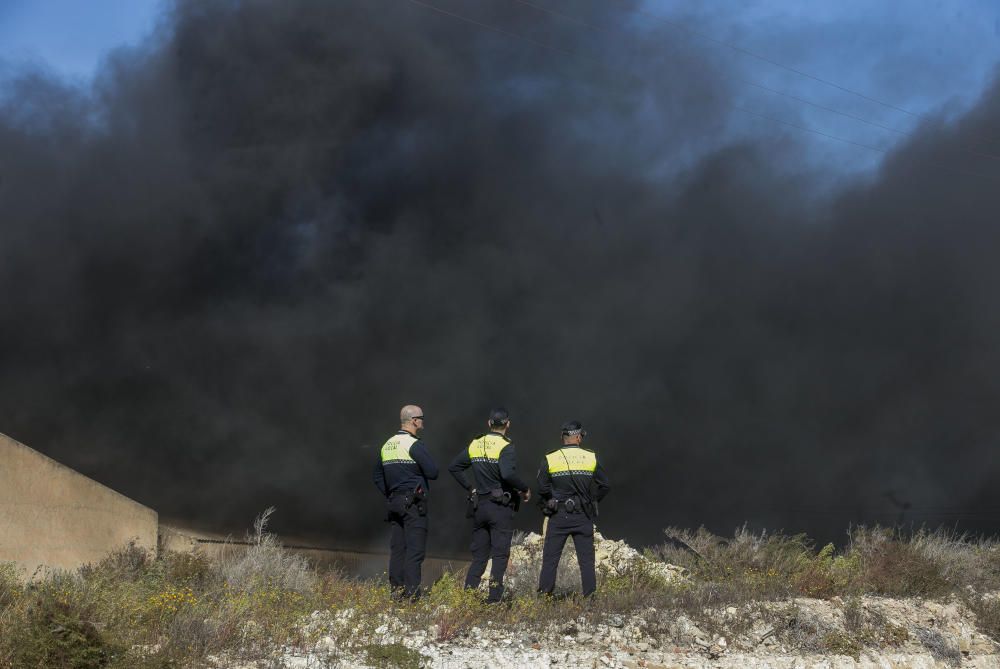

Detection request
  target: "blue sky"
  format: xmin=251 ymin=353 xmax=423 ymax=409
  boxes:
xmin=0 ymin=0 xmax=163 ymax=80
xmin=643 ymin=0 xmax=1000 ymax=175
xmin=3 ymin=1 xmax=997 ymax=104
xmin=2 ymin=0 xmax=999 ymax=173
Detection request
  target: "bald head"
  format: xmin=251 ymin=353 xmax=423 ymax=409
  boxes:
xmin=400 ymin=405 xmax=425 ymax=434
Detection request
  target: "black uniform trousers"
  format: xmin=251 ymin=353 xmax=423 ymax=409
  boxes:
xmin=386 ymin=493 xmax=428 ymax=599
xmin=537 ymin=508 xmax=596 ymax=597
xmin=465 ymin=500 xmax=515 ymax=602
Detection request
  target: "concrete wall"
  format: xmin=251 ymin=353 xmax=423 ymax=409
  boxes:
xmin=0 ymin=431 xmax=158 ymax=576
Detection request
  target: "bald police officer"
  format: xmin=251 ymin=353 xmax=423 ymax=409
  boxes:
xmin=448 ymin=408 xmax=531 ymax=603
xmin=373 ymin=405 xmax=439 ymax=600
xmin=537 ymin=420 xmax=610 ymax=598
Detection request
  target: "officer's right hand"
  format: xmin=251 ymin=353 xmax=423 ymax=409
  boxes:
xmin=520 ymin=489 xmax=531 ymax=502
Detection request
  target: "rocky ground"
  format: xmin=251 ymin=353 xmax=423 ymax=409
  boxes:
xmin=231 ymin=533 xmax=1000 ymax=668
xmin=262 ymin=595 xmax=998 ymax=668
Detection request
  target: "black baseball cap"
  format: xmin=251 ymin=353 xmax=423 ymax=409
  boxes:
xmin=489 ymin=407 xmax=510 ymax=426
xmin=561 ymin=420 xmax=587 ymax=437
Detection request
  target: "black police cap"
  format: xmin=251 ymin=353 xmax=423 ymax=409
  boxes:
xmin=561 ymin=420 xmax=587 ymax=437
xmin=489 ymin=407 xmax=510 ymax=425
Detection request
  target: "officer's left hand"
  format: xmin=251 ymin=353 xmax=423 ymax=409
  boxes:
xmin=520 ymin=489 xmax=531 ymax=503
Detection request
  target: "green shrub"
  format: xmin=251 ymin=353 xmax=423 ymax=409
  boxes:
xmin=79 ymin=541 xmax=150 ymax=583
xmin=6 ymin=522 xmax=1000 ymax=666
xmin=162 ymin=551 xmax=214 ymax=588
xmin=8 ymin=588 xmax=122 ymax=669
xmin=363 ymin=642 xmax=425 ymax=669
xmin=0 ymin=562 xmax=23 ymax=611
xmin=822 ymin=630 xmax=863 ymax=660
xmin=424 ymin=572 xmax=485 ymax=641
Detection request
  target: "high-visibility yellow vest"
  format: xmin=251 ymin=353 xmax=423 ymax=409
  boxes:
xmin=467 ymin=433 xmax=510 ymax=464
xmin=380 ymin=432 xmax=418 ymax=464
xmin=545 ymin=446 xmax=597 ymax=477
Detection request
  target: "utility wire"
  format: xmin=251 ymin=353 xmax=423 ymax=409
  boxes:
xmin=400 ymin=0 xmax=1000 ymax=181
xmin=507 ymin=0 xmax=1000 ymax=164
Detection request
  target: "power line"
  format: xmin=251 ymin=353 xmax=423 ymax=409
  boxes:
xmin=400 ymin=0 xmax=1000 ymax=181
xmin=506 ymin=0 xmax=1000 ymax=164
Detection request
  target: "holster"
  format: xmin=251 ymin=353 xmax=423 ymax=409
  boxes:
xmin=563 ymin=496 xmax=596 ymax=517
xmin=387 ymin=486 xmax=427 ymax=518
xmin=488 ymin=488 xmax=517 ymax=509
xmin=466 ymin=490 xmax=479 ymax=518
xmin=412 ymin=486 xmax=427 ymax=516
xmin=538 ymin=496 xmax=593 ymax=517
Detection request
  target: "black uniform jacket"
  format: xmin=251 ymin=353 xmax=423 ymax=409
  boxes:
xmin=372 ymin=430 xmax=439 ymax=496
xmin=449 ymin=431 xmax=530 ymax=494
xmin=536 ymin=445 xmax=610 ymax=506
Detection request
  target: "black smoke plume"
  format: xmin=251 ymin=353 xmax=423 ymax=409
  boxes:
xmin=2 ymin=0 xmax=1000 ymax=550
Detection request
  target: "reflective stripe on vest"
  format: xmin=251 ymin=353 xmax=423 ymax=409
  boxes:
xmin=468 ymin=433 xmax=508 ymax=464
xmin=545 ymin=447 xmax=597 ymax=477
xmin=381 ymin=433 xmax=418 ymax=464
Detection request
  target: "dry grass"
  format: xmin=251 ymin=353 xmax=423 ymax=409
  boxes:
xmin=654 ymin=525 xmax=1000 ymax=601
xmin=0 ymin=510 xmax=323 ymax=669
xmin=502 ymin=531 xmax=585 ymax=596
xmin=3 ymin=522 xmax=1000 ymax=667
xmin=218 ymin=507 xmax=316 ymax=595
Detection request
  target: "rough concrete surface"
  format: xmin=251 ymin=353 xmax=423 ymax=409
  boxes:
xmin=0 ymin=431 xmax=157 ymax=575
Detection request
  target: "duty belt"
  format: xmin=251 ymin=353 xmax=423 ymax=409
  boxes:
xmin=546 ymin=496 xmax=584 ymax=513
xmin=391 ymin=486 xmax=425 ymax=508
xmin=485 ymin=489 xmax=514 ymax=506
xmin=559 ymin=497 xmax=582 ymax=513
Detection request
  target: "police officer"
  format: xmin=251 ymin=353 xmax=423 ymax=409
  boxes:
xmin=537 ymin=420 xmax=610 ymax=598
xmin=372 ymin=405 xmax=439 ymax=600
xmin=448 ymin=407 xmax=531 ymax=603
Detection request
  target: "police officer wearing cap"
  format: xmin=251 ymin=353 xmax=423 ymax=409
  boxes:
xmin=373 ymin=404 xmax=439 ymax=600
xmin=537 ymin=420 xmax=610 ymax=598
xmin=448 ymin=408 xmax=531 ymax=603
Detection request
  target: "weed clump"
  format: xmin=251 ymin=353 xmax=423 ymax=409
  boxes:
xmin=5 ymin=585 xmax=122 ymax=669
xmin=218 ymin=506 xmax=316 ymax=595
xmin=654 ymin=524 xmax=999 ymax=603
xmin=848 ymin=528 xmax=950 ymax=598
xmin=2 ymin=521 xmax=999 ymax=666
xmin=968 ymin=596 xmax=1000 ymax=643
xmin=363 ymin=642 xmax=426 ymax=669
xmin=0 ymin=510 xmax=327 ymax=668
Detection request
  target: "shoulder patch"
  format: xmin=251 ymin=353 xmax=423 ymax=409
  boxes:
xmin=469 ymin=433 xmax=507 ymax=462
xmin=381 ymin=433 xmax=417 ymax=464
xmin=545 ymin=447 xmax=597 ymax=475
